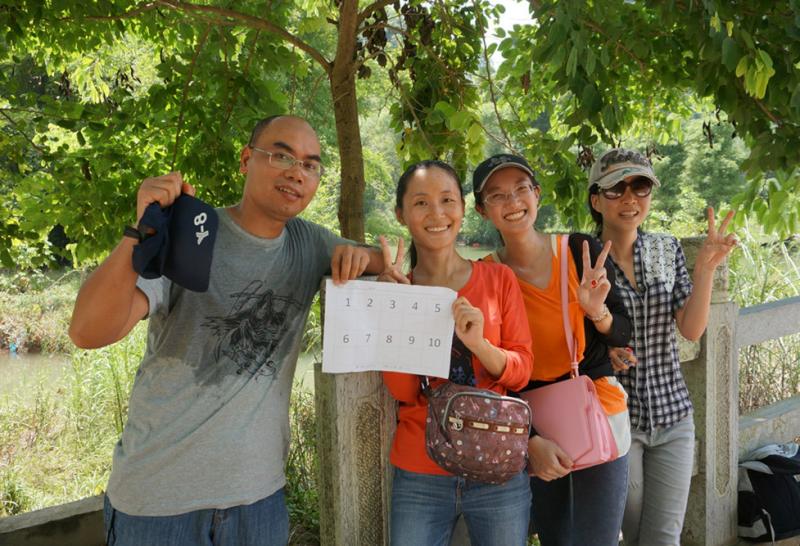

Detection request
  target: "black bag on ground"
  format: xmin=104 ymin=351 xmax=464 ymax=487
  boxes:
xmin=738 ymin=442 xmax=800 ymax=543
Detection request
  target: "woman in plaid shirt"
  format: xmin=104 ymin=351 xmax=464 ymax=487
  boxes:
xmin=588 ymin=148 xmax=737 ymax=545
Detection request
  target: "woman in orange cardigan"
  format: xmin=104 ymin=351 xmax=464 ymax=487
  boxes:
xmin=379 ymin=159 xmax=533 ymax=546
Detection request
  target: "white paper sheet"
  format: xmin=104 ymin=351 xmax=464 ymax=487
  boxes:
xmin=322 ymin=279 xmax=456 ymax=378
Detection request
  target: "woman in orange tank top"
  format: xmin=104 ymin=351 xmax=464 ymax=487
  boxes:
xmin=473 ymin=154 xmax=633 ymax=546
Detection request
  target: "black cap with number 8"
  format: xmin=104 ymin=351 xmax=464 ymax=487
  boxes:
xmin=132 ymin=193 xmax=218 ymax=292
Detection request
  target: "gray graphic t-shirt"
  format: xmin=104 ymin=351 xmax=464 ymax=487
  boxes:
xmin=106 ymin=211 xmax=346 ymax=516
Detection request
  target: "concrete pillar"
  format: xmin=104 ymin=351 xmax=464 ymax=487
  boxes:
xmin=680 ymin=236 xmax=739 ymax=546
xmin=315 ymin=368 xmax=396 ymax=545
xmin=315 ymin=280 xmax=396 ymax=546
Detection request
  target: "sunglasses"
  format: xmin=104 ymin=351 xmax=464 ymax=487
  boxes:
xmin=599 ymin=177 xmax=653 ymax=199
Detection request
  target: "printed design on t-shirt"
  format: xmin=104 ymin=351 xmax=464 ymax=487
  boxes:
xmin=203 ymin=281 xmax=301 ymax=379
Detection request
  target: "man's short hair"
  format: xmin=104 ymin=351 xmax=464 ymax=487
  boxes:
xmin=247 ymin=115 xmax=285 ymax=146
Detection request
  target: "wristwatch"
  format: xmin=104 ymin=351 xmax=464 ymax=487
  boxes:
xmin=123 ymin=225 xmax=146 ymax=242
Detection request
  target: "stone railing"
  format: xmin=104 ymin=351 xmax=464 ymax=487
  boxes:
xmin=672 ymin=238 xmax=800 ymax=546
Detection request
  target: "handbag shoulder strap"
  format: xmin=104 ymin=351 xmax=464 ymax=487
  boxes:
xmin=554 ymin=234 xmax=579 ymax=377
xmin=419 ymin=375 xmax=432 ymax=395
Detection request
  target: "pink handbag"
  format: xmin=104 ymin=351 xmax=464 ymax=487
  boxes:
xmin=519 ymin=234 xmax=618 ymax=471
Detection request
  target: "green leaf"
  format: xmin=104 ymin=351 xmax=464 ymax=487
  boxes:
xmin=710 ymin=12 xmax=721 ymax=33
xmin=791 ymin=84 xmax=800 ymax=112
xmin=585 ymin=49 xmax=596 ymax=76
xmin=632 ymin=41 xmax=649 ymax=59
xmin=549 ymin=46 xmax=566 ymax=70
xmin=601 ymin=104 xmax=616 ymax=131
xmin=735 ymin=56 xmax=749 ymax=77
xmin=448 ymin=111 xmax=472 ymax=131
xmin=580 ymin=84 xmax=601 ymax=114
xmin=566 ymin=46 xmax=578 ymax=78
xmin=740 ymin=29 xmax=754 ymax=49
xmin=56 ymin=119 xmax=77 ymax=130
xmin=434 ymin=101 xmax=456 ymax=118
xmin=466 ymin=122 xmax=482 ymax=144
xmin=756 ymin=49 xmax=773 ymax=69
xmin=600 ymin=48 xmax=610 ymax=67
xmin=721 ymin=38 xmax=739 ymax=71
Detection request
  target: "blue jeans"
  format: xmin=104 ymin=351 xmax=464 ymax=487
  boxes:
xmin=390 ymin=466 xmax=531 ymax=546
xmin=531 ymin=454 xmax=629 ymax=546
xmin=103 ymin=489 xmax=289 ymax=546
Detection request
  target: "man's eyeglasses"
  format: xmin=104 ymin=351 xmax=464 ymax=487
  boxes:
xmin=599 ymin=178 xmax=653 ymax=200
xmin=483 ymin=184 xmax=536 ymax=206
xmin=249 ymin=146 xmax=324 ymax=178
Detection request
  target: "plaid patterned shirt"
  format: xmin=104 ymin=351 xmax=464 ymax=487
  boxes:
xmin=604 ymin=232 xmax=694 ymax=432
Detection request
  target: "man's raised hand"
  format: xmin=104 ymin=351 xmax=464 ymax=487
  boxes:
xmin=136 ymin=172 xmax=195 ymax=222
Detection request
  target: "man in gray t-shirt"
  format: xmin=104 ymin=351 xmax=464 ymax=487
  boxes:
xmin=69 ymin=115 xmax=383 ymax=546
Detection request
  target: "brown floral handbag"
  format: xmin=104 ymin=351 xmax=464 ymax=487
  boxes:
xmin=421 ymin=378 xmax=532 ymax=484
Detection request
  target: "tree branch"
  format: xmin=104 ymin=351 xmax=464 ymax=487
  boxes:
xmin=473 ymin=0 xmax=514 ymax=150
xmin=77 ymin=1 xmax=160 ymax=21
xmin=0 ymin=111 xmax=46 ymax=154
xmin=289 ymin=44 xmax=298 ymax=112
xmin=476 ymin=117 xmax=521 ymax=153
xmin=581 ymin=18 xmax=647 ymax=74
xmin=303 ymin=70 xmax=328 ymax=119
xmin=222 ymin=30 xmax=260 ymax=127
xmin=358 ymin=0 xmax=394 ymax=26
xmin=171 ymin=24 xmax=211 ymax=170
xmin=752 ymin=95 xmax=781 ymax=126
xmin=375 ymin=22 xmax=463 ymax=82
xmin=155 ymin=0 xmax=331 ymax=71
xmin=80 ymin=0 xmax=332 ymax=74
xmin=385 ymin=57 xmax=436 ymax=155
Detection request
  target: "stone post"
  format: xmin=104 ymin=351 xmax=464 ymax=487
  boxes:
xmin=680 ymin=236 xmax=739 ymax=546
xmin=315 ymin=281 xmax=397 ymax=546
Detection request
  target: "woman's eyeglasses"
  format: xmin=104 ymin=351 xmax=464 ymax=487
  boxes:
xmin=599 ymin=178 xmax=653 ymax=200
xmin=483 ymin=184 xmax=536 ymax=206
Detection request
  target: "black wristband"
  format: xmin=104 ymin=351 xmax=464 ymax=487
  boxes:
xmin=123 ymin=225 xmax=144 ymax=242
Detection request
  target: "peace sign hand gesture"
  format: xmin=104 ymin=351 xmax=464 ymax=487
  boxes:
xmin=377 ymin=236 xmax=411 ymax=284
xmin=696 ymin=208 xmax=737 ymax=273
xmin=578 ymin=239 xmax=613 ymax=319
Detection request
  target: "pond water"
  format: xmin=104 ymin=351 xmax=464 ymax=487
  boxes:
xmin=295 ymin=352 xmax=317 ymax=393
xmin=458 ymin=245 xmax=493 ymax=261
xmin=0 ymin=351 xmax=71 ymax=396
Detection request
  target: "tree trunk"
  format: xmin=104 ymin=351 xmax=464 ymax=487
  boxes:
xmin=330 ymin=0 xmax=366 ymax=242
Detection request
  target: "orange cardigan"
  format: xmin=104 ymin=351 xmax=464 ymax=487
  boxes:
xmin=382 ymin=260 xmax=533 ymax=475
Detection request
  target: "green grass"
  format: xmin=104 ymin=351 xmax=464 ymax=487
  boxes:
xmin=729 ymin=228 xmax=800 ymax=413
xmin=0 ymin=269 xmax=82 ymax=353
xmin=0 ymin=324 xmax=144 ymax=516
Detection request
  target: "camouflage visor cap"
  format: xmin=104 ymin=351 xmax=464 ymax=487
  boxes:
xmin=588 ymin=148 xmax=661 ymax=190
